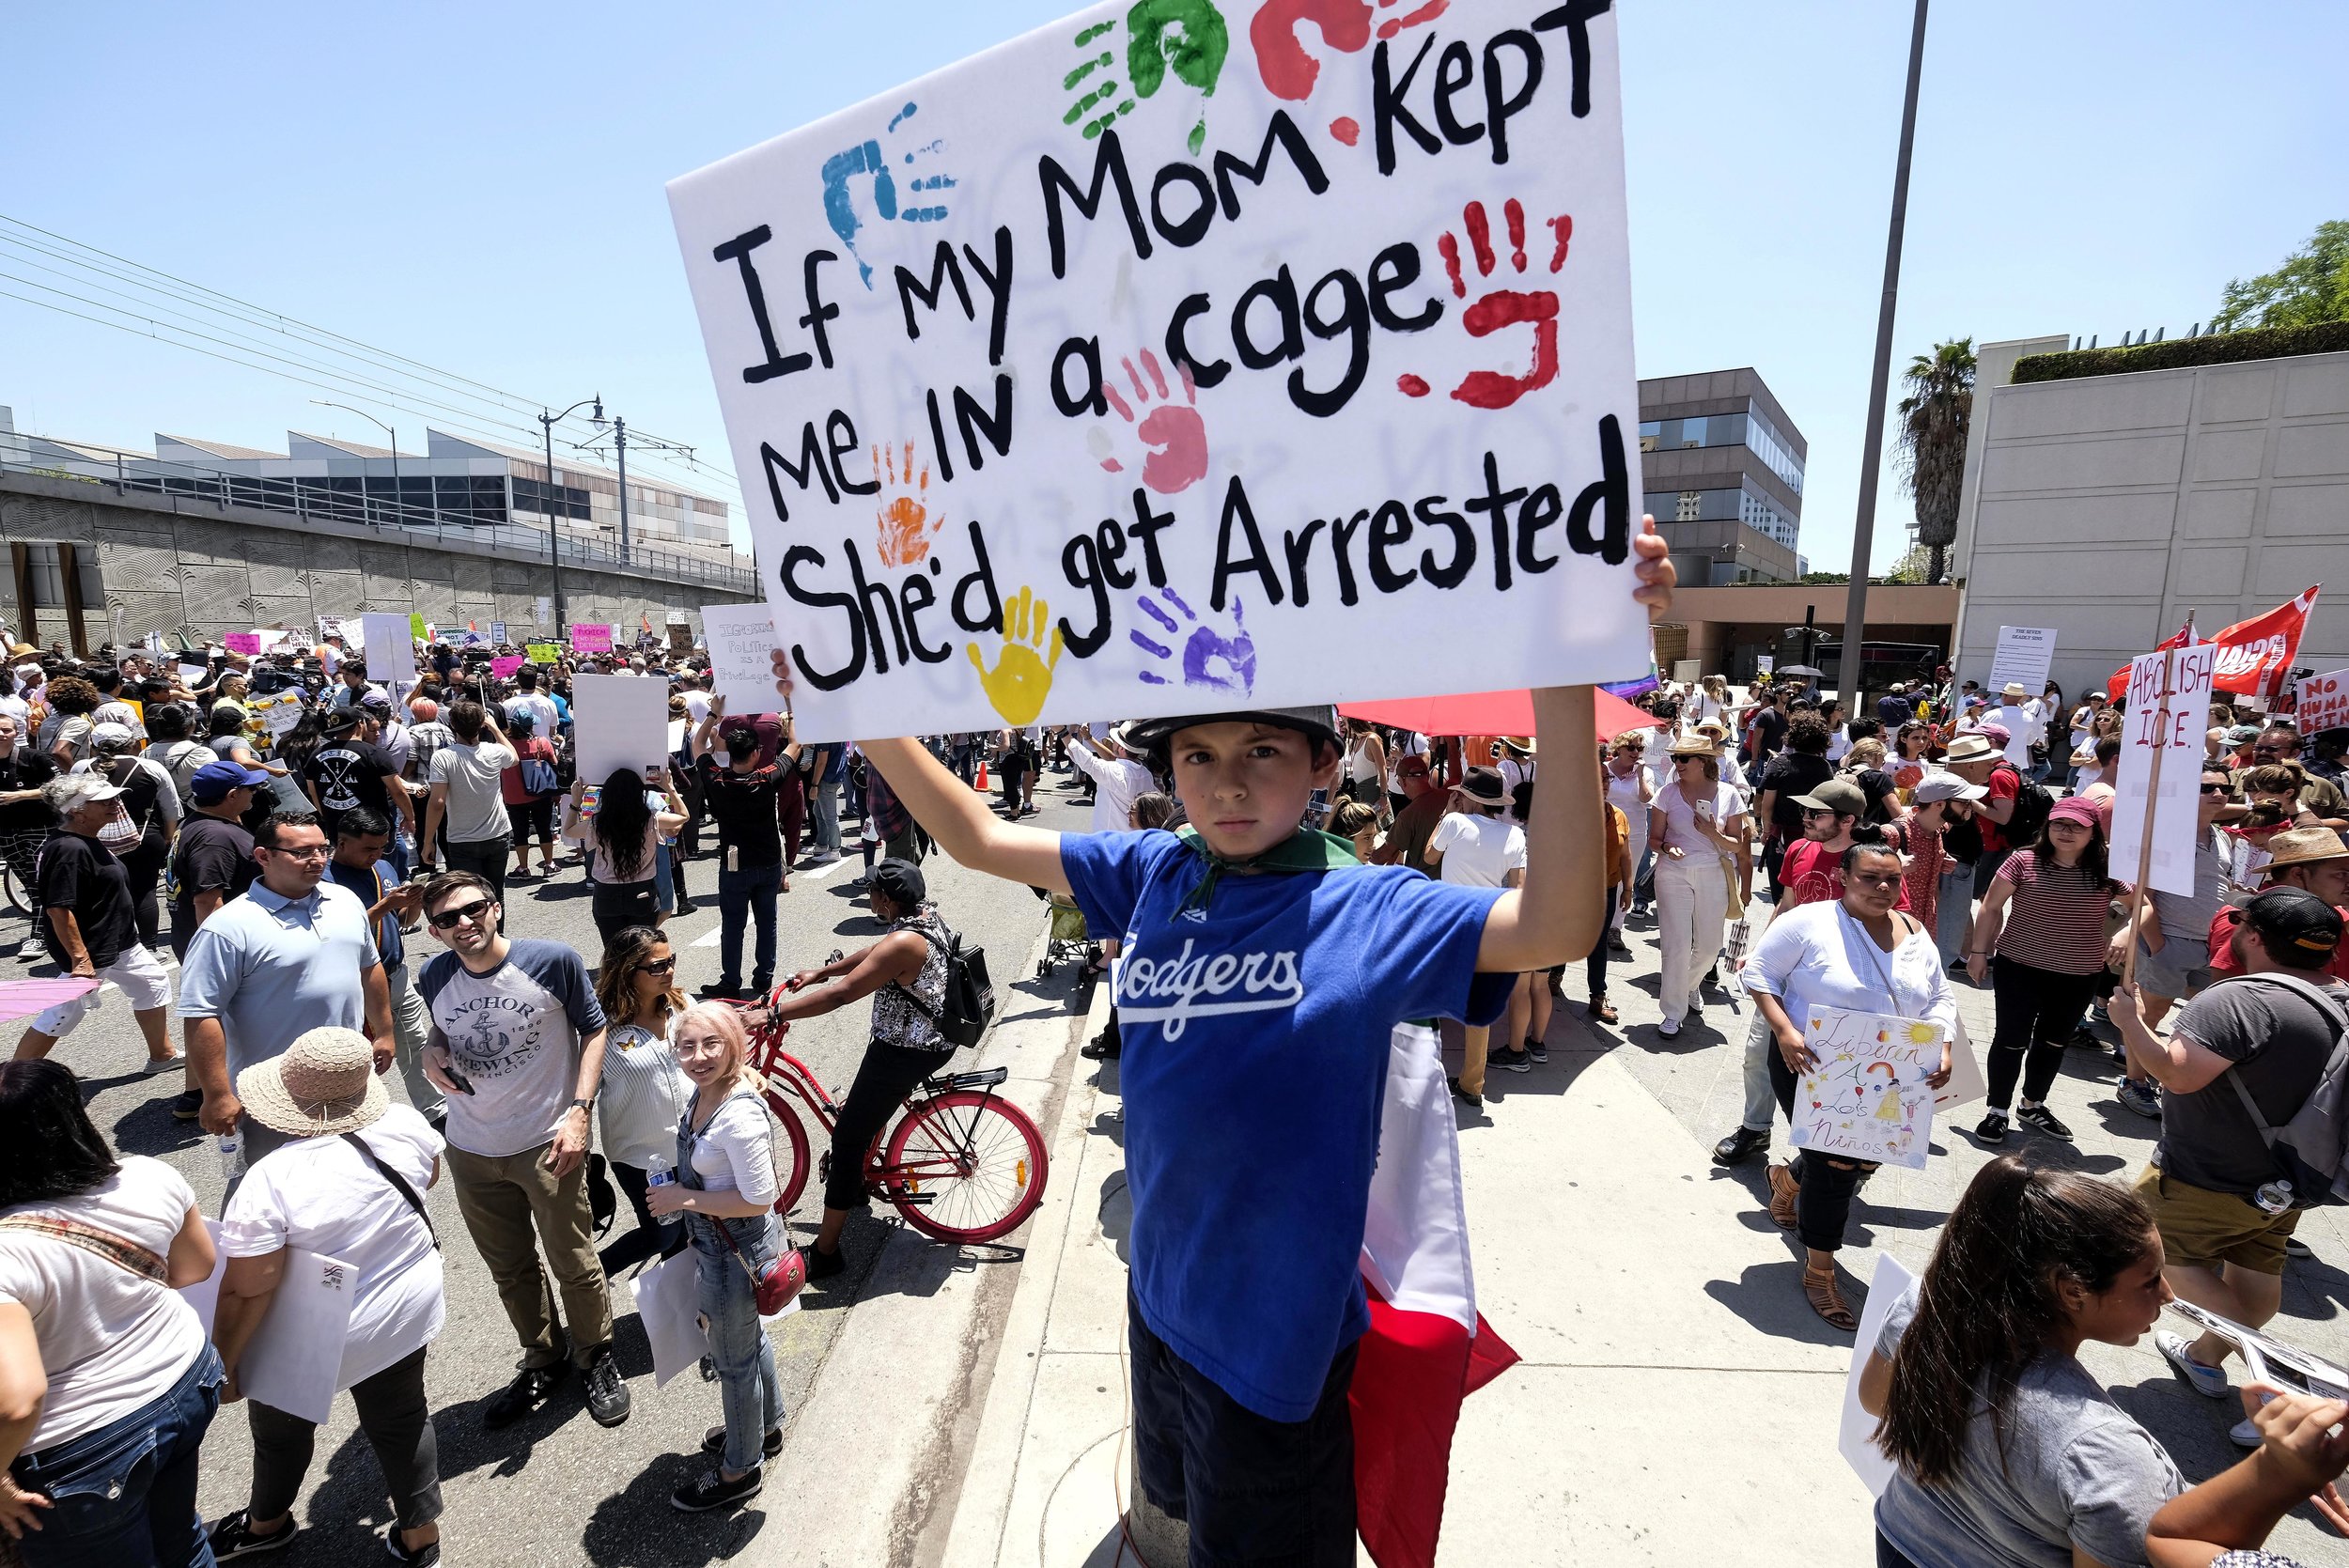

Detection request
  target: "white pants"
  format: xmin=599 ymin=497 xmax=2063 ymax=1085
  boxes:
xmin=30 ymin=944 xmax=171 ymax=1036
xmin=1654 ymin=853 xmax=1728 ymax=1020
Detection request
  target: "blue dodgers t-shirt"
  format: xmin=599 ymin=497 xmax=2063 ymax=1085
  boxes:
xmin=1062 ymin=830 xmax=1512 ymax=1421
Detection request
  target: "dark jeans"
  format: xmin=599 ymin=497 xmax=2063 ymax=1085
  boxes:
xmin=1760 ymin=829 xmax=1791 ymax=903
xmin=717 ymin=861 xmax=782 ymax=990
xmin=602 ymin=1159 xmax=687 ymax=1272
xmin=248 ymin=1345 xmax=440 ymax=1534
xmin=1876 ymin=1531 xmax=1922 ymax=1568
xmin=11 ymin=1344 xmax=224 ymax=1568
xmin=1769 ymin=1047 xmax=1875 ymax=1253
xmin=1584 ymin=882 xmax=1617 ymax=1001
xmin=1128 ymin=1293 xmax=1358 ymax=1566
xmin=590 ymin=879 xmax=659 ymax=947
xmin=825 ymin=1040 xmax=954 ymax=1212
xmin=443 ymin=837 xmax=508 ymax=926
xmin=123 ymin=827 xmax=168 ymax=952
xmin=1987 ymin=955 xmax=2102 ymax=1110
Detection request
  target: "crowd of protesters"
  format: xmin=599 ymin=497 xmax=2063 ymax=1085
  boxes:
xmin=0 ymin=566 xmax=2345 ymax=1568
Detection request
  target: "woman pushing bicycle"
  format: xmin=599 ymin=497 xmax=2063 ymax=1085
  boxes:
xmin=770 ymin=526 xmax=1674 ymax=1561
xmin=755 ymin=858 xmax=955 ymax=1281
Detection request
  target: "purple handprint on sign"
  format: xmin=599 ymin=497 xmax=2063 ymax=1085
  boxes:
xmin=1132 ymin=587 xmax=1256 ymax=692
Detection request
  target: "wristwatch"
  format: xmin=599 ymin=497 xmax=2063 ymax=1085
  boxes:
xmin=568 ymin=1095 xmax=595 ymax=1113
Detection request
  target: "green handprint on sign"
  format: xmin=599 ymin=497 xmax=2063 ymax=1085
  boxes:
xmin=1065 ymin=0 xmax=1230 ymax=157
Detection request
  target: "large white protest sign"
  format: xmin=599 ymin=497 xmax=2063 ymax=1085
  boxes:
xmin=1790 ymin=1006 xmax=1944 ymax=1172
xmin=669 ymin=0 xmax=1645 ymax=741
xmin=2295 ymin=667 xmax=2349 ymax=735
xmin=1838 ymin=1253 xmax=1914 ymax=1498
xmin=239 ymin=1248 xmax=357 ymax=1426
xmin=1985 ymin=626 xmax=2056 ymax=696
xmin=2108 ymin=643 xmax=2217 ymax=898
xmin=700 ymin=601 xmax=786 ymax=717
xmin=361 ymin=612 xmax=417 ymax=690
xmin=570 ymin=673 xmax=672 ymax=789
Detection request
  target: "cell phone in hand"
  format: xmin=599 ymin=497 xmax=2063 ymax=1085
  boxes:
xmin=443 ymin=1061 xmax=476 ymax=1095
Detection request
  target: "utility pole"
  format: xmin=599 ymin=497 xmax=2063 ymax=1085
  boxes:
xmin=539 ymin=396 xmax=600 ymax=640
xmin=580 ymin=411 xmax=693 ymax=572
xmin=1841 ymin=0 xmax=1929 ymax=720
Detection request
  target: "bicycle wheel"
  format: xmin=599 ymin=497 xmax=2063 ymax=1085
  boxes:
xmin=0 ymin=861 xmax=23 ymax=918
xmin=881 ymin=1091 xmax=1049 ymax=1244
xmin=759 ymin=1084 xmax=814 ymax=1216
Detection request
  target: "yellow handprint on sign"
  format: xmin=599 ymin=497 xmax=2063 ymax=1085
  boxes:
xmin=966 ymin=586 xmax=1064 ymax=726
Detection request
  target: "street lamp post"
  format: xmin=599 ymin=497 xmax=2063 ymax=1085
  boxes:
xmin=539 ymin=397 xmax=600 ymax=640
xmin=310 ymin=401 xmax=399 ymax=530
xmin=1841 ymin=0 xmax=1930 ymax=721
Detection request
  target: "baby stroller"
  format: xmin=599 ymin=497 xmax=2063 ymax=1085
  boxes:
xmin=1034 ymin=885 xmax=1096 ymax=979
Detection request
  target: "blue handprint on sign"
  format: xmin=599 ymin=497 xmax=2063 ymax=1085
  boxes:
xmin=1132 ymin=587 xmax=1255 ymax=693
xmin=820 ymin=101 xmax=957 ymax=288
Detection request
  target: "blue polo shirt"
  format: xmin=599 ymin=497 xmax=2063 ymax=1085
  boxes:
xmin=177 ymin=879 xmax=380 ymax=1079
xmin=1060 ymin=831 xmax=1510 ymax=1421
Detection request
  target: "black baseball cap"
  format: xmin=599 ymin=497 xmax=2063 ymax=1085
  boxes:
xmin=871 ymin=858 xmax=926 ymax=908
xmin=2244 ymin=886 xmax=2344 ymax=958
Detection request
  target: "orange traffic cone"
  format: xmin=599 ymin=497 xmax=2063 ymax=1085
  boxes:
xmin=974 ymin=759 xmax=989 ymax=792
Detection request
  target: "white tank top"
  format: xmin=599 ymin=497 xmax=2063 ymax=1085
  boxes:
xmin=1346 ymin=736 xmax=1381 ymax=785
xmin=1606 ymin=767 xmax=1648 ymax=821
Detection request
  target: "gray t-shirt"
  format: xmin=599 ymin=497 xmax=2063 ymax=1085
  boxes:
xmin=428 ymin=740 xmax=517 ymax=845
xmin=2160 ymin=974 xmax=2347 ymax=1195
xmin=419 ymin=939 xmax=606 ymax=1158
xmin=1875 ymin=1292 xmax=2181 ymax=1568
xmin=2150 ymin=838 xmax=2229 ymax=946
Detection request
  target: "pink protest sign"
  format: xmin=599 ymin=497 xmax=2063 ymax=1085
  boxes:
xmin=491 ymin=656 xmax=525 ymax=679
xmin=223 ymin=632 xmax=262 ymax=656
xmin=571 ymin=623 xmax=614 ymax=654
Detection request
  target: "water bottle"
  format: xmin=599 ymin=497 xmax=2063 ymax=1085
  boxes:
xmin=646 ymin=1154 xmax=674 ymax=1189
xmin=216 ymin=1131 xmax=244 ymax=1181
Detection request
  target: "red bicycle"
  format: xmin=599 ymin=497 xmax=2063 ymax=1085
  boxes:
xmin=725 ymin=1001 xmax=1050 ymax=1244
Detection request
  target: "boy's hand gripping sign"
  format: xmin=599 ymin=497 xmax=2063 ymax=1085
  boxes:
xmin=670 ymin=0 xmax=1648 ymax=741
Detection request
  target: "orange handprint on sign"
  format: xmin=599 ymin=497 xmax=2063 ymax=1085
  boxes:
xmin=872 ymin=441 xmax=944 ymax=567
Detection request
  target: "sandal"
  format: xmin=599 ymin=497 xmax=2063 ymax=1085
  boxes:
xmin=1766 ymin=1163 xmax=1799 ymax=1230
xmin=1803 ymin=1265 xmax=1858 ymax=1331
xmin=1591 ymin=998 xmax=1618 ymax=1024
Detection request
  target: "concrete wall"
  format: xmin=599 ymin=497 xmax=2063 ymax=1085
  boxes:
xmin=0 ymin=470 xmax=759 ymax=648
xmin=1952 ymin=344 xmax=2349 ymax=699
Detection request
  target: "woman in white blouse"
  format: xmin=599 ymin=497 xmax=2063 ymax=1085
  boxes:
xmin=593 ymin=926 xmax=693 ymax=1273
xmin=1649 ymin=737 xmax=1748 ymax=1038
xmin=647 ymin=1002 xmax=786 ymax=1514
xmin=1741 ymin=844 xmax=1956 ymax=1333
xmin=0 ymin=1061 xmax=219 ymax=1568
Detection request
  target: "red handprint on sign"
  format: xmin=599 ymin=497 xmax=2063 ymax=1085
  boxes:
xmin=1399 ymin=198 xmax=1573 ymax=411
xmin=1251 ymin=0 xmax=1449 ymax=141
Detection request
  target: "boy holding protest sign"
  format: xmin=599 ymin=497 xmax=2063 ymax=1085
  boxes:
xmin=770 ymin=531 xmax=1673 ymax=1556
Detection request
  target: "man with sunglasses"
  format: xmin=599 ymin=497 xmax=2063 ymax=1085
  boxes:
xmin=2243 ymin=723 xmax=2349 ymax=828
xmin=1776 ymin=780 xmax=1905 ymax=909
xmin=413 ymin=872 xmax=629 ymax=1430
xmin=1370 ymin=754 xmax=1446 ymax=876
xmin=180 ymin=810 xmax=395 ymax=1165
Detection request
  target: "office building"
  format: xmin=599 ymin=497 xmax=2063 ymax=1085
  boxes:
xmin=1639 ymin=367 xmax=1807 ymax=587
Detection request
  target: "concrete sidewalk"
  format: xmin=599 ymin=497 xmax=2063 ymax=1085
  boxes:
xmin=932 ymin=983 xmax=1876 ymax=1568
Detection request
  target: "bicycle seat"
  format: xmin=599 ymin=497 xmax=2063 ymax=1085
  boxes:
xmin=925 ymin=1065 xmax=1008 ymax=1094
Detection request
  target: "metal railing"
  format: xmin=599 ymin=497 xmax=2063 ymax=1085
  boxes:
xmin=0 ymin=434 xmax=759 ymax=596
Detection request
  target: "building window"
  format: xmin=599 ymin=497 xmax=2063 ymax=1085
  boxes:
xmin=22 ymin=544 xmax=63 ymax=608
xmin=1639 ymin=403 xmax=1806 ymax=493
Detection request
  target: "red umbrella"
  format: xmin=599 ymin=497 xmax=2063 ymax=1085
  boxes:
xmin=1337 ymin=688 xmax=1655 ymax=741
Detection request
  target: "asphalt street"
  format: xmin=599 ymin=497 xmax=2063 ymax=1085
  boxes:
xmin=31 ymin=767 xmax=1099 ymax=1567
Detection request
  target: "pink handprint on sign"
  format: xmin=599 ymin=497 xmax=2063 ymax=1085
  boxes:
xmin=1091 ymin=349 xmax=1209 ymax=496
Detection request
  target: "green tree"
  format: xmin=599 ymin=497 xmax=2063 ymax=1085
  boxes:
xmin=2212 ymin=220 xmax=2349 ymax=332
xmin=1895 ymin=337 xmax=1975 ymax=587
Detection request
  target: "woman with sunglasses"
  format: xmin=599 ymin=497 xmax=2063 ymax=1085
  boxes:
xmin=592 ymin=926 xmax=692 ymax=1273
xmin=1967 ymin=796 xmax=2119 ymax=1144
xmin=1744 ymin=841 xmax=1956 ymax=1328
xmin=1649 ymin=737 xmax=1747 ymax=1038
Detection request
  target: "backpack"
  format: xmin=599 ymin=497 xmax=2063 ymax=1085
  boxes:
xmin=1993 ymin=762 xmax=2056 ymax=850
xmin=2219 ymin=972 xmax=2349 ymax=1209
xmin=894 ymin=921 xmax=997 ymax=1049
xmin=520 ymin=746 xmax=559 ymax=796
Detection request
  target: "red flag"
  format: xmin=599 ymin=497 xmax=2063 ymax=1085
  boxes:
xmin=1349 ymin=1025 xmax=1518 ymax=1568
xmin=2108 ymin=586 xmax=2319 ymax=702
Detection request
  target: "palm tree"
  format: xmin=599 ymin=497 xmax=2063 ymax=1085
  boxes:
xmin=1894 ymin=337 xmax=1976 ymax=585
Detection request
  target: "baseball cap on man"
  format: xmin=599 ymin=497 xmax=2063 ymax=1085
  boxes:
xmin=191 ymin=759 xmax=272 ymax=805
xmin=1909 ymin=771 xmax=1986 ymax=805
xmin=2243 ymin=886 xmax=2345 ymax=959
xmin=1792 ymin=780 xmax=1867 ymax=819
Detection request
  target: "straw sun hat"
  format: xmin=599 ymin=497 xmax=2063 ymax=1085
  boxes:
xmin=235 ymin=1026 xmax=389 ymax=1138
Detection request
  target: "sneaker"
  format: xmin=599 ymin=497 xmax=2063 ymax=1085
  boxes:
xmin=2229 ymin=1414 xmax=2265 ymax=1450
xmin=1525 ymin=1038 xmax=1548 ymax=1064
xmin=14 ymin=938 xmax=42 ymax=962
xmin=583 ymin=1347 xmax=632 ymax=1427
xmin=1947 ymin=956 xmax=1968 ymax=975
xmin=1447 ymin=1075 xmax=1482 ymax=1111
xmin=674 ymin=898 xmax=698 ymax=916
xmin=1489 ymin=1046 xmax=1532 ymax=1074
xmin=2285 ymin=1235 xmax=2315 ymax=1260
xmin=2115 ymin=1079 xmax=2162 ymax=1120
xmin=804 ymin=1242 xmax=846 ymax=1281
xmin=209 ymin=1510 xmax=298 ymax=1559
xmin=384 ymin=1533 xmax=441 ymax=1566
xmin=671 ymin=1465 xmax=764 ymax=1513
xmin=702 ymin=1422 xmax=785 ymax=1460
xmin=1713 ymin=1126 xmax=1770 ymax=1166
xmin=1605 ymin=934 xmax=1631 ymax=956
xmin=142 ymin=1050 xmax=187 ymax=1076
xmin=1974 ymin=1109 xmax=2009 ymax=1144
xmin=2155 ymin=1329 xmax=2232 ymax=1399
xmin=697 ymin=981 xmax=744 ymax=1001
xmin=1658 ymin=1016 xmax=1682 ymax=1039
xmin=1079 ymin=1032 xmax=1120 ymax=1061
xmin=2015 ymin=1102 xmax=2075 ymax=1141
xmin=481 ymin=1362 xmax=568 ymax=1428
xmin=2069 ymin=1025 xmax=2100 ymax=1050
xmin=169 ymin=1088 xmax=205 ymax=1121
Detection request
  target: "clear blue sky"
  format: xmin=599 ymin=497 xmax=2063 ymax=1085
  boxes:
xmin=4 ymin=1 xmax=2340 ymax=573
